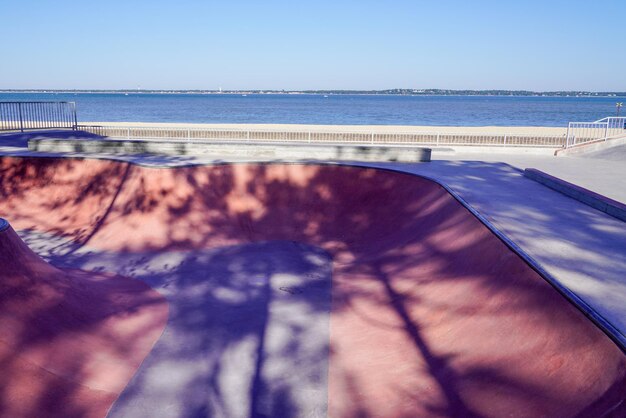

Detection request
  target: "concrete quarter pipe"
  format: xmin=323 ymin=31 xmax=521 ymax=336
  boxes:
xmin=0 ymin=156 xmax=624 ymax=418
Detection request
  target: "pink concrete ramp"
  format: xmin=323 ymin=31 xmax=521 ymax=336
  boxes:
xmin=0 ymin=219 xmax=169 ymax=418
xmin=0 ymin=156 xmax=625 ymax=418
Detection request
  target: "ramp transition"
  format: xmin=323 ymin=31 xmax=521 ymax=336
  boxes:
xmin=0 ymin=156 xmax=624 ymax=417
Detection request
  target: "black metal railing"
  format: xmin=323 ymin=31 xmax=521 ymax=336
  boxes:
xmin=0 ymin=101 xmax=77 ymax=132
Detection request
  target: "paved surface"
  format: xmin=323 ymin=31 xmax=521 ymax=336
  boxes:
xmin=107 ymin=241 xmax=332 ymax=418
xmin=1 ymin=138 xmax=626 ymax=417
xmin=364 ymin=157 xmax=626 ymax=342
xmin=0 ymin=141 xmax=625 ymax=330
xmin=581 ymin=143 xmax=626 ymax=161
xmin=1 ymin=158 xmax=624 ymax=417
xmin=432 ymin=150 xmax=626 ymax=204
xmin=523 ymin=168 xmax=626 ymax=222
xmin=0 ymin=141 xmax=624 ymax=335
xmin=0 ymin=222 xmax=168 ymax=418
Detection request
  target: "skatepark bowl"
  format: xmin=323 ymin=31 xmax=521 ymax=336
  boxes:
xmin=0 ymin=155 xmax=624 ymax=418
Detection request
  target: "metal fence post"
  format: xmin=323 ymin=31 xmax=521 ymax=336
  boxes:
xmin=308 ymin=131 xmax=311 ymax=143
xmin=17 ymin=103 xmax=24 ymax=132
xmin=127 ymin=128 xmax=131 ymax=139
xmin=71 ymin=102 xmax=77 ymax=130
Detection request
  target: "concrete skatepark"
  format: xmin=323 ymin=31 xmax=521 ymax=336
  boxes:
xmin=0 ymin=153 xmax=625 ymax=418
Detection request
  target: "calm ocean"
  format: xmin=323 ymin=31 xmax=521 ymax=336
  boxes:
xmin=1 ymin=93 xmax=623 ymax=127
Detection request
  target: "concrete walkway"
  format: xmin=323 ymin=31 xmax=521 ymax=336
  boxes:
xmin=1 ymin=142 xmax=625 ymax=346
xmin=432 ymin=150 xmax=626 ymax=204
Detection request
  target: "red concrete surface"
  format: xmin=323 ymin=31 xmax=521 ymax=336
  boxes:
xmin=0 ymin=156 xmax=625 ymax=418
xmin=0 ymin=221 xmax=169 ymax=417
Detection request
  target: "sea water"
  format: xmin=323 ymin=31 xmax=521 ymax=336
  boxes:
xmin=0 ymin=92 xmax=622 ymax=126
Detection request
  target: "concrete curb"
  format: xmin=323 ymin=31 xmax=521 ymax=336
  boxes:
xmin=28 ymin=137 xmax=432 ymax=163
xmin=434 ymin=145 xmax=559 ymax=156
xmin=524 ymin=168 xmax=626 ymax=222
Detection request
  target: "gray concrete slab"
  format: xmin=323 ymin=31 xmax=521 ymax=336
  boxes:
xmin=523 ymin=168 xmax=626 ymax=222
xmin=28 ymin=137 xmax=432 ymax=163
xmin=581 ymin=143 xmax=626 ymax=161
xmin=431 ymin=151 xmax=626 ymax=204
xmin=17 ymin=230 xmax=332 ymax=418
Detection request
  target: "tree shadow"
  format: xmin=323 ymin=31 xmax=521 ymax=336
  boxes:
xmin=366 ymin=159 xmax=626 ymax=332
xmin=0 ymin=155 xmax=625 ymax=417
xmin=0 ymin=224 xmax=168 ymax=418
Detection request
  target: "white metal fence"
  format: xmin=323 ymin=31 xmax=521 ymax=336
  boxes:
xmin=565 ymin=117 xmax=626 ymax=148
xmin=77 ymin=125 xmax=566 ymax=148
xmin=0 ymin=102 xmax=77 ymax=132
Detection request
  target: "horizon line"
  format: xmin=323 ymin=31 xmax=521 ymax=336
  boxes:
xmin=2 ymin=88 xmax=626 ymax=95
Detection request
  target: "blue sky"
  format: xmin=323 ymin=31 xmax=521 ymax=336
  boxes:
xmin=1 ymin=0 xmax=624 ymax=91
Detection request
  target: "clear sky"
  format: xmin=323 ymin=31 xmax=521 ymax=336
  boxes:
xmin=1 ymin=0 xmax=624 ymax=91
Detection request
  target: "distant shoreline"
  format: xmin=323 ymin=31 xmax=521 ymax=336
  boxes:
xmin=2 ymin=92 xmax=618 ymax=127
xmin=1 ymin=89 xmax=625 ymax=98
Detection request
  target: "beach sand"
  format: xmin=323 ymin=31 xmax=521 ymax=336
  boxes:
xmin=84 ymin=122 xmax=567 ymax=136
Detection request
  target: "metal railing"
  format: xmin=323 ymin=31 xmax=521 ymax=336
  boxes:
xmin=0 ymin=102 xmax=77 ymax=132
xmin=565 ymin=117 xmax=626 ymax=148
xmin=78 ymin=125 xmax=566 ymax=148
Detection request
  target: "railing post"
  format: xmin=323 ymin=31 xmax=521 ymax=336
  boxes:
xmin=71 ymin=102 xmax=77 ymax=130
xmin=308 ymin=131 xmax=311 ymax=143
xmin=371 ymin=132 xmax=374 ymax=145
xmin=604 ymin=121 xmax=609 ymax=141
xmin=503 ymin=134 xmax=507 ymax=145
xmin=436 ymin=133 xmax=440 ymax=146
xmin=187 ymin=128 xmax=191 ymax=140
xmin=127 ymin=128 xmax=131 ymax=139
xmin=17 ymin=103 xmax=24 ymax=132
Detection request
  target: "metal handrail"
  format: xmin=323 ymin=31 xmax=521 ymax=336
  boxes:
xmin=0 ymin=101 xmax=77 ymax=132
xmin=565 ymin=116 xmax=626 ymax=148
xmin=77 ymin=124 xmax=566 ymax=148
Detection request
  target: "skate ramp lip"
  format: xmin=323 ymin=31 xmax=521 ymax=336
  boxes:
xmin=431 ymin=170 xmax=626 ymax=352
xmin=0 ymin=156 xmax=625 ymax=417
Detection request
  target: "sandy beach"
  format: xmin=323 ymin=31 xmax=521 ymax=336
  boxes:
xmin=84 ymin=122 xmax=568 ymax=136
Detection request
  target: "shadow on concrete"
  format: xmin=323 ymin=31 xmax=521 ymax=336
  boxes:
xmin=0 ymin=223 xmax=168 ymax=418
xmin=373 ymin=159 xmax=626 ymax=331
xmin=0 ymin=155 xmax=625 ymax=417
